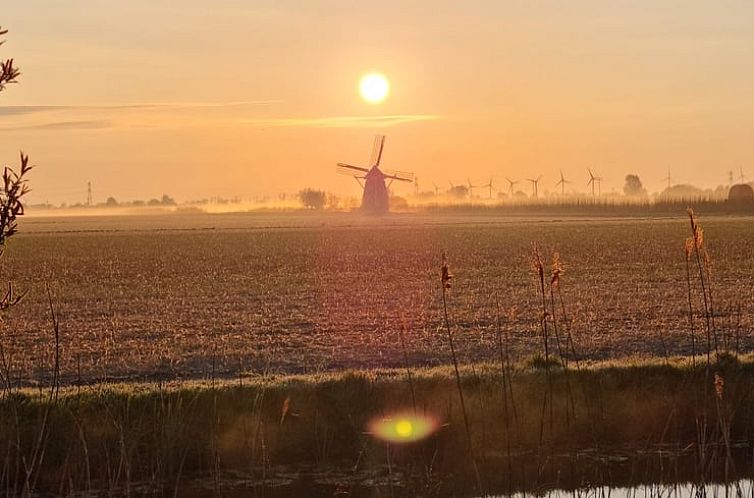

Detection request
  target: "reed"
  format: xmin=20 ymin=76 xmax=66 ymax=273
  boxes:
xmin=687 ymin=208 xmax=715 ymax=364
xmin=440 ymin=252 xmax=484 ymax=496
xmin=531 ymin=244 xmax=554 ymax=444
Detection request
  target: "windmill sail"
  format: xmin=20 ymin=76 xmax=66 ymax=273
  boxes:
xmin=382 ymin=168 xmax=414 ymax=182
xmin=370 ymin=135 xmax=386 ymax=167
xmin=336 ymin=163 xmax=370 ymax=175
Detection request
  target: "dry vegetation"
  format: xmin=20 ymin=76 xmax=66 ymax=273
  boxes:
xmin=3 ymin=358 xmax=754 ymax=497
xmin=0 ymin=211 xmax=753 ymax=496
xmin=1 ymin=214 xmax=752 ymax=385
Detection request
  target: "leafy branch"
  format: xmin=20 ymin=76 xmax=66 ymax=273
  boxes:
xmin=0 ymin=26 xmax=21 ymax=92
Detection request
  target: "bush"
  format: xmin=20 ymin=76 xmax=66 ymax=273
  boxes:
xmin=298 ymin=188 xmax=326 ymax=210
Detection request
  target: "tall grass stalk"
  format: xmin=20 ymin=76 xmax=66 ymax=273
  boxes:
xmin=549 ymin=252 xmax=576 ymax=426
xmin=495 ymin=305 xmax=516 ymax=492
xmin=531 ymin=245 xmax=553 ymax=443
xmin=684 ymin=238 xmax=696 ymax=367
xmin=440 ymin=253 xmax=483 ymax=496
xmin=399 ymin=315 xmax=417 ymax=414
xmin=686 ymin=209 xmax=715 ymax=364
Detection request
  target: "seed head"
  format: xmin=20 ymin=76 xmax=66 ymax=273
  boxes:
xmin=551 ymin=252 xmax=564 ymax=287
xmin=441 ymin=253 xmax=453 ymax=289
xmin=714 ymin=372 xmax=724 ymax=401
xmin=530 ymin=244 xmax=544 ymax=280
xmin=684 ymin=237 xmax=694 ymax=259
xmin=694 ymin=226 xmax=704 ymax=249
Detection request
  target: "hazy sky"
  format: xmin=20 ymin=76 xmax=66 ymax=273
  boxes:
xmin=2 ymin=1 xmax=754 ymax=203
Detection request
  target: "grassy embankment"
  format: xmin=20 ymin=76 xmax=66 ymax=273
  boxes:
xmin=2 ymin=354 xmax=753 ymax=496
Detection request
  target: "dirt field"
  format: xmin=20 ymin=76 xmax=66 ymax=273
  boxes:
xmin=2 ymin=211 xmax=753 ymax=384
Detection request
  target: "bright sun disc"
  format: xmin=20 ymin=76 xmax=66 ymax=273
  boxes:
xmin=359 ymin=73 xmax=389 ymax=104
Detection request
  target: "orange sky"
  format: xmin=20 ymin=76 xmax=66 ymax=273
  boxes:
xmin=2 ymin=1 xmax=754 ymax=203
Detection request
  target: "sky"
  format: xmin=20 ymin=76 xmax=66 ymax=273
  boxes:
xmin=2 ymin=1 xmax=754 ymax=204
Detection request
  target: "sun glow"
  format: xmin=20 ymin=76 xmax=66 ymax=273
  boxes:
xmin=367 ymin=412 xmax=439 ymax=443
xmin=359 ymin=72 xmax=390 ymax=104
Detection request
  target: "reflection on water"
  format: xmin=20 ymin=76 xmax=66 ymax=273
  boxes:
xmin=70 ymin=451 xmax=753 ymax=498
xmin=493 ymin=480 xmax=754 ymax=498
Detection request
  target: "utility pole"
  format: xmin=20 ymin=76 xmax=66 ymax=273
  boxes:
xmin=87 ymin=181 xmax=93 ymax=207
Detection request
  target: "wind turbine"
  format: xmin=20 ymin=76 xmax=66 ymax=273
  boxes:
xmin=478 ymin=177 xmax=494 ymax=199
xmin=660 ymin=168 xmax=671 ymax=190
xmin=467 ymin=178 xmax=480 ymax=198
xmin=527 ymin=176 xmax=542 ymax=198
xmin=504 ymin=177 xmax=520 ymax=198
xmin=554 ymin=170 xmax=571 ymax=195
xmin=587 ymin=169 xmax=603 ymax=197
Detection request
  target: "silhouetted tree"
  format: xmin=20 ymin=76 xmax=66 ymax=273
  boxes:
xmin=298 ymin=188 xmax=326 ymax=209
xmin=0 ymin=26 xmax=32 ymax=314
xmin=160 ymin=194 xmax=176 ymax=206
xmin=623 ymin=174 xmax=647 ymax=197
xmin=105 ymin=196 xmax=118 ymax=207
xmin=0 ymin=27 xmax=20 ymax=92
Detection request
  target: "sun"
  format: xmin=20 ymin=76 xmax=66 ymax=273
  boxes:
xmin=359 ymin=72 xmax=390 ymax=104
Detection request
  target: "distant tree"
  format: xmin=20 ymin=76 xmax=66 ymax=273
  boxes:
xmin=160 ymin=194 xmax=176 ymax=206
xmin=105 ymin=196 xmax=118 ymax=207
xmin=147 ymin=198 xmax=161 ymax=206
xmin=298 ymin=188 xmax=326 ymax=210
xmin=623 ymin=174 xmax=647 ymax=197
xmin=448 ymin=185 xmax=469 ymax=199
xmin=326 ymin=193 xmax=340 ymax=210
xmin=131 ymin=199 xmax=145 ymax=207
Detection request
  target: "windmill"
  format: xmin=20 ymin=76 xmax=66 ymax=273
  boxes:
xmin=505 ymin=177 xmax=520 ymax=198
xmin=432 ymin=182 xmax=440 ymax=196
xmin=587 ymin=168 xmax=603 ymax=197
xmin=527 ymin=176 xmax=542 ymax=198
xmin=336 ymin=135 xmax=414 ymax=214
xmin=554 ymin=170 xmax=570 ymax=195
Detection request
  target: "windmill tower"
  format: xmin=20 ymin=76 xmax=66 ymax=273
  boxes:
xmin=87 ymin=181 xmax=93 ymax=207
xmin=336 ymin=135 xmax=414 ymax=214
xmin=587 ymin=169 xmax=603 ymax=197
xmin=527 ymin=176 xmax=542 ymax=198
xmin=555 ymin=170 xmax=571 ymax=195
xmin=505 ymin=177 xmax=520 ymax=198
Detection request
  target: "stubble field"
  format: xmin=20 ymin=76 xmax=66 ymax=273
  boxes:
xmin=2 ymin=212 xmax=753 ymax=385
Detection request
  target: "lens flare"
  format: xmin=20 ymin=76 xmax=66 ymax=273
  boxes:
xmin=368 ymin=412 xmax=439 ymax=444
